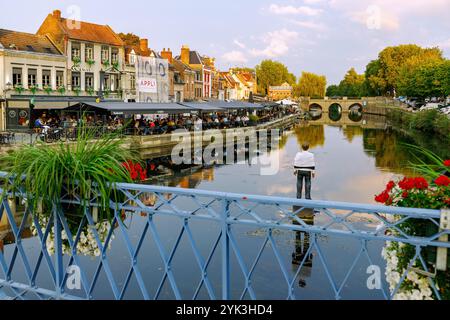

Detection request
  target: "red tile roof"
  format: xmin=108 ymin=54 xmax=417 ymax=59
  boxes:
xmin=38 ymin=13 xmax=124 ymax=47
xmin=0 ymin=29 xmax=62 ymax=55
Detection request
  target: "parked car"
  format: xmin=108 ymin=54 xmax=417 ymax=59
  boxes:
xmin=420 ymin=103 xmax=440 ymax=111
xmin=407 ymin=98 xmax=425 ymax=110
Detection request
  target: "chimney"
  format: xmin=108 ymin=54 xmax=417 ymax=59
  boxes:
xmin=181 ymin=45 xmax=190 ymax=65
xmin=161 ymin=48 xmax=173 ymax=64
xmin=53 ymin=10 xmax=62 ymax=20
xmin=140 ymin=39 xmax=149 ymax=52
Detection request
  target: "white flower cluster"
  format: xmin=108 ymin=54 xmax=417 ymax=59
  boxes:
xmin=382 ymin=242 xmax=434 ymax=300
xmin=31 ymin=216 xmax=114 ymax=258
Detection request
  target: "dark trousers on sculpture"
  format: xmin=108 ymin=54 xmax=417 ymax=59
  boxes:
xmin=297 ymin=171 xmax=312 ymax=200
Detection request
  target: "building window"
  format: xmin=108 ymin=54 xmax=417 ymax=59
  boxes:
xmin=42 ymin=70 xmax=51 ymax=87
xmin=71 ymin=42 xmax=81 ymax=61
xmin=111 ymin=48 xmax=119 ymax=63
xmin=129 ymin=53 xmax=136 ymax=65
xmin=28 ymin=69 xmax=37 ymax=87
xmin=71 ymin=72 xmax=81 ymax=88
xmin=85 ymin=45 xmax=94 ymax=62
xmin=85 ymin=73 xmax=94 ymax=89
xmin=12 ymin=68 xmax=22 ymax=86
xmin=56 ymin=71 xmax=64 ymax=88
xmin=103 ymin=74 xmax=110 ymax=90
xmin=130 ymin=75 xmax=136 ymax=90
xmin=101 ymin=46 xmax=110 ymax=63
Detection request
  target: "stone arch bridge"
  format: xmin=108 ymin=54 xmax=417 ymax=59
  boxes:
xmin=301 ymin=98 xmax=365 ymax=113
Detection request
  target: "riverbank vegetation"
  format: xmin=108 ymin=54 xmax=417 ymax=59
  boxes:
xmin=387 ymin=109 xmax=450 ymax=142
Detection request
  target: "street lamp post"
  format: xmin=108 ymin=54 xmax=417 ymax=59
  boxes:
xmin=3 ymin=82 xmax=13 ymax=132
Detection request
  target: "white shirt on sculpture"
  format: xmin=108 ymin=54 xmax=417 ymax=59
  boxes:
xmin=294 ymin=151 xmax=316 ymax=171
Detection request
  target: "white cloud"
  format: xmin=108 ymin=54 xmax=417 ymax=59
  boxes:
xmin=330 ymin=0 xmax=448 ymax=31
xmin=249 ymin=29 xmax=299 ymax=58
xmin=289 ymin=19 xmax=327 ymax=31
xmin=349 ymin=7 xmax=399 ymax=31
xmin=303 ymin=0 xmax=325 ymax=4
xmin=222 ymin=50 xmax=248 ymax=64
xmin=269 ymin=4 xmax=322 ymax=16
xmin=233 ymin=39 xmax=246 ymax=49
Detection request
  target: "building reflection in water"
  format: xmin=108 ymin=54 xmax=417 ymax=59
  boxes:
xmin=292 ymin=206 xmax=315 ymax=288
xmin=0 ymin=200 xmax=33 ymax=250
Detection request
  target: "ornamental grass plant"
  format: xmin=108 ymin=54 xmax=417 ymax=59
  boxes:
xmin=1 ymin=126 xmax=138 ymax=213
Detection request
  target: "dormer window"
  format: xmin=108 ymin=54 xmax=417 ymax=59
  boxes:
xmin=129 ymin=51 xmax=136 ymax=65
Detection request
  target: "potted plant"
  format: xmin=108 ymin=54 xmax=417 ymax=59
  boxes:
xmin=14 ymin=84 xmax=25 ymax=95
xmin=2 ymin=128 xmax=142 ymax=256
xmin=86 ymin=87 xmax=95 ymax=96
xmin=112 ymin=61 xmax=119 ymax=70
xmin=86 ymin=58 xmax=96 ymax=68
xmin=248 ymin=114 xmax=260 ymax=126
xmin=57 ymin=85 xmax=66 ymax=95
xmin=72 ymin=56 xmax=81 ymax=66
xmin=29 ymin=85 xmax=39 ymax=95
xmin=73 ymin=86 xmax=81 ymax=96
xmin=376 ymin=148 xmax=450 ymax=300
xmin=103 ymin=88 xmax=110 ymax=98
xmin=43 ymin=85 xmax=53 ymax=95
xmin=102 ymin=59 xmax=110 ymax=69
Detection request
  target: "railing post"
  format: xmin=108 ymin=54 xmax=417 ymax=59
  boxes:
xmin=53 ymin=204 xmax=64 ymax=299
xmin=437 ymin=209 xmax=449 ymax=271
xmin=221 ymin=199 xmax=231 ymax=300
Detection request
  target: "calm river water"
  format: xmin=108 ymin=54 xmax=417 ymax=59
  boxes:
xmin=2 ymin=113 xmax=449 ymax=300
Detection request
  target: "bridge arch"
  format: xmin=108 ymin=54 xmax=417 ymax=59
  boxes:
xmin=309 ymin=103 xmax=323 ymax=120
xmin=309 ymin=103 xmax=323 ymax=112
xmin=348 ymin=103 xmax=363 ymax=122
xmin=349 ymin=103 xmax=363 ymax=113
xmin=329 ymin=103 xmax=342 ymax=121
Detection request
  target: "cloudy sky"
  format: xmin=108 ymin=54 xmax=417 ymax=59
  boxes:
xmin=1 ymin=0 xmax=449 ymax=84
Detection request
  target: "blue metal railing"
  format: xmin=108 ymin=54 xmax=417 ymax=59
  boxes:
xmin=0 ymin=177 xmax=448 ymax=300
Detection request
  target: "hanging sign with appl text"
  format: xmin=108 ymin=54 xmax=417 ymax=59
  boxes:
xmin=138 ymin=77 xmax=158 ymax=93
xmin=135 ymin=56 xmax=169 ymax=103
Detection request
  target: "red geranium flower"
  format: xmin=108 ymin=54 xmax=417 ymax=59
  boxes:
xmin=375 ymin=191 xmax=390 ymax=204
xmin=413 ymin=177 xmax=429 ymax=190
xmin=445 ymin=198 xmax=450 ymax=206
xmin=444 ymin=160 xmax=450 ymax=167
xmin=386 ymin=181 xmax=396 ymax=192
xmin=402 ymin=191 xmax=409 ymax=198
xmin=399 ymin=178 xmax=415 ymax=191
xmin=435 ymin=175 xmax=450 ymax=187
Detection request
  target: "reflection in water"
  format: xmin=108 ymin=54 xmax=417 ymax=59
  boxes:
xmin=342 ymin=126 xmax=364 ymax=143
xmin=329 ymin=104 xmax=343 ymax=122
xmin=294 ymin=125 xmax=325 ymax=149
xmin=292 ymin=207 xmax=315 ymax=288
xmin=349 ymin=110 xmax=363 ymax=122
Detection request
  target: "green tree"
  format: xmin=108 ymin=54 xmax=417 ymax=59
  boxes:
xmin=403 ymin=59 xmax=450 ymax=98
xmin=293 ymin=71 xmax=327 ymax=98
xmin=118 ymin=32 xmax=141 ymax=46
xmin=338 ymin=68 xmax=366 ymax=97
xmin=326 ymin=85 xmax=340 ymax=97
xmin=366 ymin=45 xmax=443 ymax=96
xmin=255 ymin=60 xmax=296 ymax=95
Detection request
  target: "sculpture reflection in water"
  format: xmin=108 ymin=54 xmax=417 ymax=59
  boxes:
xmin=292 ymin=206 xmax=315 ymax=288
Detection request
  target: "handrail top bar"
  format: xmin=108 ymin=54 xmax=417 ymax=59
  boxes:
xmin=116 ymin=182 xmax=441 ymax=217
xmin=0 ymin=171 xmax=441 ymax=218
